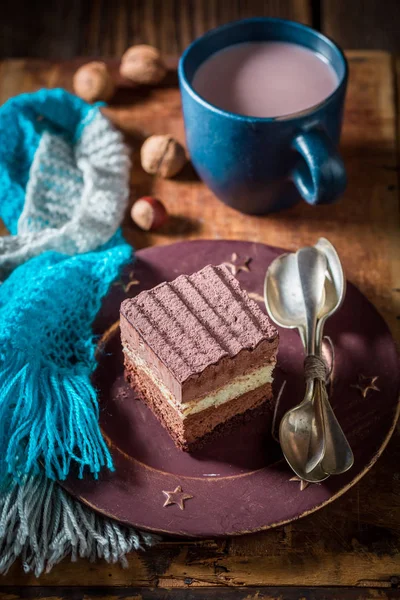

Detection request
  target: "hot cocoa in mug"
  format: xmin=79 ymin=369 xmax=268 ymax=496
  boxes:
xmin=179 ymin=18 xmax=347 ymax=214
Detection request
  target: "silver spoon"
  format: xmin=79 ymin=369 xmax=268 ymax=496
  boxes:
xmin=278 ymin=380 xmax=329 ymax=482
xmin=289 ymin=239 xmax=352 ymax=478
xmin=315 ymin=238 xmax=346 ymax=354
xmin=265 ymin=245 xmax=352 ymax=482
xmin=296 ymin=246 xmax=327 ymax=357
xmin=314 ymin=380 xmax=354 ymax=474
xmin=295 ymin=246 xmax=328 ymax=474
xmin=264 ymin=252 xmax=325 ymax=348
xmin=264 ymin=253 xmax=328 ymax=482
xmin=312 ymin=239 xmax=354 ymax=475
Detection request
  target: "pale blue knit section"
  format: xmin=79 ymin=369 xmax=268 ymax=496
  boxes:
xmin=0 ymin=95 xmax=130 ymax=278
xmin=18 ymin=132 xmax=84 ymax=234
xmin=0 ymin=89 xmax=97 ymax=234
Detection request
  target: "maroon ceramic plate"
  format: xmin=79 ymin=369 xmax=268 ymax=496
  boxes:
xmin=64 ymin=240 xmax=400 ymax=537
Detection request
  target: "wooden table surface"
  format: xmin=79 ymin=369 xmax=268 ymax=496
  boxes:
xmin=0 ymin=51 xmax=399 ymax=599
xmin=2 ymin=0 xmax=400 ymax=58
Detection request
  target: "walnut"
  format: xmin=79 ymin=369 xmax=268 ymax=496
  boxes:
xmin=120 ymin=45 xmax=167 ymax=85
xmin=73 ymin=61 xmax=114 ymax=103
xmin=140 ymin=135 xmax=187 ymax=178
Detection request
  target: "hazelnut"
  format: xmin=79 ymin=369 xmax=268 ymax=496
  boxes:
xmin=131 ymin=196 xmax=168 ymax=231
xmin=141 ymin=134 xmax=187 ymax=178
xmin=73 ymin=61 xmax=114 ymax=103
xmin=120 ymin=44 xmax=167 ymax=85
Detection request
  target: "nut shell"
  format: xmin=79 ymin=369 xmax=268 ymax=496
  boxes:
xmin=120 ymin=44 xmax=167 ymax=85
xmin=141 ymin=134 xmax=187 ymax=178
xmin=73 ymin=61 xmax=114 ymax=103
xmin=131 ymin=196 xmax=168 ymax=231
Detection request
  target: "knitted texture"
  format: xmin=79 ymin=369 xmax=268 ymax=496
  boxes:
xmin=0 ymin=471 xmax=157 ymax=576
xmin=0 ymin=88 xmax=131 ymax=278
xmin=0 ymin=88 xmax=158 ymax=574
xmin=0 ymin=240 xmax=131 ymax=482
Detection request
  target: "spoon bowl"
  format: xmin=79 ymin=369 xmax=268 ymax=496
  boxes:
xmin=279 ymin=380 xmax=329 ymax=482
xmin=264 ymin=252 xmax=325 ymax=347
xmin=264 ymin=253 xmax=304 ymax=329
xmin=316 ymin=380 xmax=354 ymax=475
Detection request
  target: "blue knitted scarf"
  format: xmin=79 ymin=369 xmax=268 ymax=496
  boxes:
xmin=0 ymin=89 xmax=157 ymax=575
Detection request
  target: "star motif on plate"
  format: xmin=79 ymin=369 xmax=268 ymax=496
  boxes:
xmin=351 ymin=374 xmax=380 ymax=398
xmin=113 ymin=270 xmax=140 ymax=293
xmin=124 ymin=278 xmax=140 ymax=292
xmin=222 ymin=253 xmax=252 ymax=276
xmin=162 ymin=485 xmax=193 ymax=510
xmin=289 ymin=476 xmax=311 ymax=491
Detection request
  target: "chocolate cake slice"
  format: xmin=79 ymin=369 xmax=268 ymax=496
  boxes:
xmin=120 ymin=264 xmax=279 ymax=451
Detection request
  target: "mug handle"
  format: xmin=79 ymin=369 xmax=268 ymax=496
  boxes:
xmin=291 ymin=129 xmax=346 ymax=206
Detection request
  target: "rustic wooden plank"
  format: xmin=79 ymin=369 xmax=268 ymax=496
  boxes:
xmin=0 ymin=0 xmax=312 ymax=59
xmin=322 ymin=0 xmax=400 ymax=53
xmin=115 ymin=0 xmax=313 ymax=56
xmin=0 ymin=51 xmax=399 ymax=590
xmin=0 ymin=0 xmax=92 ymax=59
xmin=1 ymin=586 xmax=400 ymax=600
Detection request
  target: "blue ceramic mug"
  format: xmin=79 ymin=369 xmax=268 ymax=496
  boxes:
xmin=178 ymin=18 xmax=348 ymax=215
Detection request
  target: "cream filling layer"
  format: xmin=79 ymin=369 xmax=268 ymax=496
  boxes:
xmin=123 ymin=345 xmax=274 ymax=420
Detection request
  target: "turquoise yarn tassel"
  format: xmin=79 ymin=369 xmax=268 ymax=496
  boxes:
xmin=0 ymin=352 xmax=112 ymax=480
xmin=0 ymin=238 xmax=132 ymax=483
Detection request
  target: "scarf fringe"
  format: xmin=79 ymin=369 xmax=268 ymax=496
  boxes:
xmin=0 ymin=472 xmax=158 ymax=576
xmin=0 ymin=346 xmax=113 ymax=482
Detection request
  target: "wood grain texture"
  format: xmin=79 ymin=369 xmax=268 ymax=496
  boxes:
xmin=322 ymin=0 xmax=400 ymax=53
xmin=0 ymin=0 xmax=311 ymax=59
xmin=1 ymin=587 xmax=400 ymax=600
xmin=0 ymin=52 xmax=399 ymax=590
xmin=0 ymin=0 xmax=92 ymax=59
xmin=3 ymin=0 xmax=400 ymax=61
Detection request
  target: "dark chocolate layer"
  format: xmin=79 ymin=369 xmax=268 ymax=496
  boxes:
xmin=124 ymin=356 xmax=274 ymax=452
xmin=120 ymin=264 xmax=278 ymax=386
xmin=185 ymin=402 xmax=273 ymax=453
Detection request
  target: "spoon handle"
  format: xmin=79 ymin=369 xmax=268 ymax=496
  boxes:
xmin=305 ymin=379 xmax=326 ymax=474
xmin=315 ymin=317 xmax=325 ymax=356
xmin=296 ymin=247 xmax=329 ymax=473
xmin=296 ymin=248 xmax=327 ymax=355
